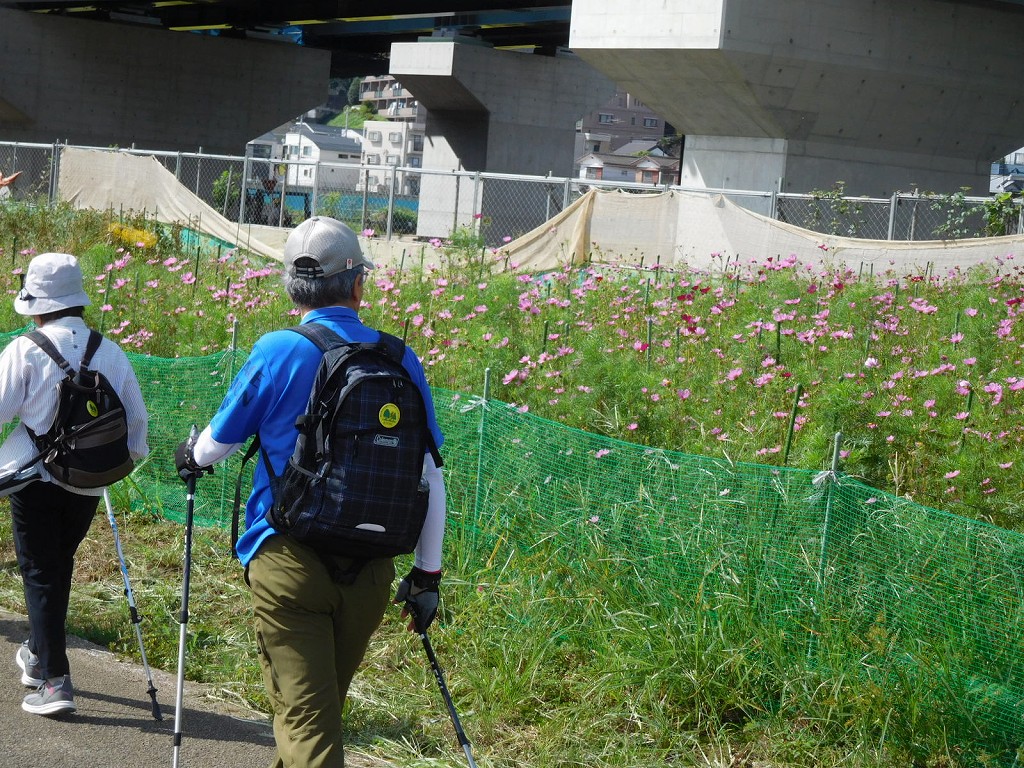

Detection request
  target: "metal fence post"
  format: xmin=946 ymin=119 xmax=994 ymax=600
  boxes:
xmin=222 ymin=165 xmax=233 ymax=217
xmin=473 ymin=368 xmax=491 ymax=522
xmin=769 ymin=189 xmax=777 ymax=221
xmin=48 ymin=141 xmax=60 ymax=206
xmin=453 ymin=173 xmax=461 ymax=234
xmin=311 ymin=160 xmax=320 ymax=220
xmin=563 ymin=176 xmax=571 ymax=210
xmin=194 ymin=148 xmax=202 ymax=197
xmin=278 ymin=163 xmax=288 ymax=227
xmin=473 ymin=171 xmax=482 ymax=234
xmin=238 ymin=155 xmax=250 ymax=228
xmin=887 ymin=192 xmax=897 ymax=240
xmin=386 ymin=167 xmax=397 ymax=240
xmin=808 ymin=431 xmax=844 ymax=660
xmin=361 ymin=169 xmax=369 ymax=231
xmin=175 ymin=152 xmax=181 ymax=181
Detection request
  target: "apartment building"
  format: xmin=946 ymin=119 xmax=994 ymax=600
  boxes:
xmin=576 ymin=90 xmax=671 ymax=157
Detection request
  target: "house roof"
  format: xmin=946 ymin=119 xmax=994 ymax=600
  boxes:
xmin=577 ymin=151 xmax=678 ymax=170
xmin=612 ymin=139 xmax=665 ymax=157
xmin=287 ymin=122 xmax=362 ymax=154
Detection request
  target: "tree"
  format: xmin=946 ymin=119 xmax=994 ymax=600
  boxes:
xmin=212 ymin=169 xmax=240 ymax=215
xmin=347 ymin=77 xmax=363 ymax=106
xmin=656 ymin=133 xmax=684 ymax=157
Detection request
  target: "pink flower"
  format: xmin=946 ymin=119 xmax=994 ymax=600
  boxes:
xmin=627 ymin=423 xmax=638 ymax=431
xmin=502 ymin=369 xmax=519 ymax=385
xmin=984 ymin=382 xmax=1004 ymax=405
xmin=362 ymin=228 xmax=375 ymax=237
xmin=595 ymin=449 xmax=611 ymax=458
xmin=944 ymin=470 xmax=960 ymax=479
xmin=726 ymin=368 xmax=743 ymax=381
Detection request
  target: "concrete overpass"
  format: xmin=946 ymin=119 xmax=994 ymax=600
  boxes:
xmin=1 ymin=0 xmax=1023 ymax=195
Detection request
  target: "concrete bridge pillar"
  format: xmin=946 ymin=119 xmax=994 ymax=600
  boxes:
xmin=390 ymin=38 xmax=615 ymax=241
xmin=0 ymin=7 xmax=329 ymax=156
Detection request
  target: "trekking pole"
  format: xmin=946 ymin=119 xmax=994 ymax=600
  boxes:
xmin=102 ymin=488 xmax=162 ymax=721
xmin=172 ymin=425 xmax=199 ymax=768
xmin=418 ymin=627 xmax=479 ymax=768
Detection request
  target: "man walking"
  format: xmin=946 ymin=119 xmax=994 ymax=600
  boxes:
xmin=0 ymin=252 xmax=149 ymax=716
xmin=175 ymin=216 xmax=447 ymax=768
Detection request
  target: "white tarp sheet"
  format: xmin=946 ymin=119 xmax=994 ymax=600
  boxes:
xmin=56 ymin=147 xmax=283 ymax=261
xmin=503 ymin=188 xmax=1024 ymax=275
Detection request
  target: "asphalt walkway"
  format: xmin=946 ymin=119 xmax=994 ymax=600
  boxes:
xmin=0 ymin=610 xmax=388 ymax=768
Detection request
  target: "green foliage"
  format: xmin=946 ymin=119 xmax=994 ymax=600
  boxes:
xmin=930 ymin=187 xmax=980 ymax=240
xmin=808 ymin=181 xmax=869 ymax=236
xmin=656 ymin=132 xmax=683 ymax=157
xmin=366 ymin=206 xmax=416 ymax=235
xmin=929 ymin=188 xmax=1020 ymax=240
xmin=0 ymin=206 xmax=1022 ymax=767
xmin=346 ymin=77 xmax=362 ymax=106
xmin=211 ymin=169 xmax=240 ymax=212
xmin=326 ymin=104 xmax=374 ymax=131
xmin=983 ymin=191 xmax=1019 ymax=237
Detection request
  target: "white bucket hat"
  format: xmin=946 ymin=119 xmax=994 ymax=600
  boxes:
xmin=14 ymin=252 xmax=92 ymax=316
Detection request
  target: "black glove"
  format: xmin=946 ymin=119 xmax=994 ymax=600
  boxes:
xmin=394 ymin=567 xmax=442 ymax=632
xmin=174 ymin=433 xmax=213 ymax=483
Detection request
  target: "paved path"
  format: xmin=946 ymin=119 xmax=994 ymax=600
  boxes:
xmin=0 ymin=610 xmax=388 ymax=768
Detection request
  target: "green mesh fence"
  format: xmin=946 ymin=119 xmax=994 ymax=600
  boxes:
xmin=1 ymin=330 xmax=1021 ymax=752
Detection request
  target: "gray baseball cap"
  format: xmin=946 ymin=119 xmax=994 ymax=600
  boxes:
xmin=283 ymin=216 xmax=375 ymax=279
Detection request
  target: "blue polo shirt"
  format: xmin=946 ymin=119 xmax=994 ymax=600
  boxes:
xmin=209 ymin=306 xmax=444 ymax=567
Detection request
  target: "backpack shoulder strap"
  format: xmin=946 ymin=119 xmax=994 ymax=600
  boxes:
xmin=376 ymin=331 xmax=406 ymax=364
xmin=80 ymin=330 xmax=103 ymax=370
xmin=287 ymin=322 xmax=345 ymax=351
xmin=231 ymin=434 xmax=263 ymax=559
xmin=26 ymin=330 xmax=74 ymax=377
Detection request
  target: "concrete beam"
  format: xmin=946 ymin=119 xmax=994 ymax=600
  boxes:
xmin=570 ymin=0 xmax=1024 ymax=195
xmin=0 ymin=8 xmax=330 ymax=154
xmin=391 ymin=39 xmax=615 ymax=175
xmin=391 ymin=38 xmax=616 ymax=239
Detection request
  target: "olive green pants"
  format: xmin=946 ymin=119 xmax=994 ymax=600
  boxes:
xmin=246 ymin=535 xmax=395 ymax=768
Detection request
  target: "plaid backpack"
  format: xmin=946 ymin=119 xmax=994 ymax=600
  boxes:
xmin=234 ymin=323 xmax=440 ymax=559
xmin=24 ymin=330 xmax=134 ymax=488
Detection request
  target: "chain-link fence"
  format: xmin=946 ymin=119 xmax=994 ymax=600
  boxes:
xmin=1 ymin=140 xmax=1018 ymax=244
xmin=774 ymin=190 xmax=1022 ymax=240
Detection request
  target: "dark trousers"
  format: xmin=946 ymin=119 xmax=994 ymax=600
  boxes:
xmin=10 ymin=481 xmax=99 ymax=680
